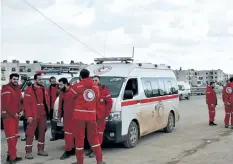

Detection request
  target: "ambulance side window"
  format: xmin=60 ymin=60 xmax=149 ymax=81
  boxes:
xmin=124 ymin=78 xmax=138 ymax=97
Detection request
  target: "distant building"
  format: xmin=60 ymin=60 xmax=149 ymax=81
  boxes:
xmin=1 ymin=60 xmax=87 ymax=85
xmin=174 ymin=68 xmax=228 ymax=87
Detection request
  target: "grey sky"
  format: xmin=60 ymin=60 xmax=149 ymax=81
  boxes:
xmin=1 ymin=0 xmax=233 ymax=73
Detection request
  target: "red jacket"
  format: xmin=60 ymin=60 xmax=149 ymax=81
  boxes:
xmin=57 ymin=88 xmax=76 ymax=121
xmin=97 ymin=84 xmax=113 ymax=119
xmin=23 ymin=85 xmax=50 ymax=119
xmin=70 ymin=78 xmax=100 ymax=121
xmin=1 ymin=83 xmax=22 ymax=119
xmin=206 ymin=86 xmax=217 ymax=105
xmin=48 ymin=85 xmax=58 ymax=110
xmin=222 ymin=82 xmax=233 ymax=104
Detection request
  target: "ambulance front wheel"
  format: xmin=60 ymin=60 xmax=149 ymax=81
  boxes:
xmin=124 ymin=121 xmax=139 ymax=148
xmin=164 ymin=112 xmax=175 ymax=133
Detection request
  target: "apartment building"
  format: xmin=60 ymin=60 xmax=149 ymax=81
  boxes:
xmin=174 ymin=68 xmax=228 ymax=87
xmin=1 ymin=60 xmax=87 ymax=85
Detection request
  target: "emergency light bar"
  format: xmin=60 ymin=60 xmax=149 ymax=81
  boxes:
xmin=36 ymin=70 xmax=79 ymax=74
xmin=94 ymin=57 xmax=134 ymax=64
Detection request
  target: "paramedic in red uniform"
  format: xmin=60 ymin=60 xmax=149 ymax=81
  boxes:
xmin=24 ymin=73 xmax=50 ymax=159
xmin=86 ymin=75 xmax=113 ymax=158
xmin=222 ymin=77 xmax=233 ymax=129
xmin=70 ymin=69 xmax=106 ymax=164
xmin=57 ymin=77 xmax=76 ymax=160
xmin=206 ymin=81 xmax=217 ymax=126
xmin=1 ymin=73 xmax=23 ymax=164
xmin=48 ymin=76 xmax=59 ymax=141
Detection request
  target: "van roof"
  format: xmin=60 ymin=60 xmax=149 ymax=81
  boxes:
xmin=87 ymin=62 xmax=173 ymax=77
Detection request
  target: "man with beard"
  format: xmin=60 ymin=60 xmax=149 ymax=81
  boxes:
xmin=1 ymin=73 xmax=23 ymax=164
xmin=206 ymin=81 xmax=217 ymax=126
xmin=24 ymin=73 xmax=50 ymax=159
xmin=48 ymin=76 xmax=59 ymax=141
xmin=21 ymin=81 xmax=39 ymax=142
xmin=86 ymin=75 xmax=113 ymax=158
xmin=57 ymin=78 xmax=76 ymax=160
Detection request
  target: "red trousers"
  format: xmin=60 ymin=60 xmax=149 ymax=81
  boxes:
xmin=64 ymin=119 xmax=75 ymax=151
xmin=208 ymin=104 xmax=215 ymax=122
xmin=97 ymin=118 xmax=106 ymax=144
xmin=73 ymin=119 xmax=103 ymax=164
xmin=224 ymin=105 xmax=233 ymax=126
xmin=3 ymin=118 xmax=19 ymax=160
xmin=25 ymin=116 xmax=47 ymax=152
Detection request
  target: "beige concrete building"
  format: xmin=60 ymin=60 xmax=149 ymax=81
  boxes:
xmin=174 ymin=68 xmax=228 ymax=87
xmin=1 ymin=60 xmax=87 ymax=85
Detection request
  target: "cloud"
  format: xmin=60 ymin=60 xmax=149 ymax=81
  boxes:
xmin=2 ymin=0 xmax=233 ymax=74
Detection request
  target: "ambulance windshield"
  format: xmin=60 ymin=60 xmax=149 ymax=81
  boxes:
xmin=99 ymin=76 xmax=124 ymax=98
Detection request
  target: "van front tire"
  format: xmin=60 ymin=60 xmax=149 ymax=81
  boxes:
xmin=164 ymin=112 xmax=174 ymax=133
xmin=124 ymin=121 xmax=139 ymax=148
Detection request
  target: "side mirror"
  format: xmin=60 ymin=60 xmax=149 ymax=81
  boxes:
xmin=124 ymin=90 xmax=133 ymax=100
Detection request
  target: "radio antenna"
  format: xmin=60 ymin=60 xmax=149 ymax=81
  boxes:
xmin=132 ymin=46 xmax=135 ymax=59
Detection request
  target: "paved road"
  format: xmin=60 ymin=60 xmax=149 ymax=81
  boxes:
xmin=1 ymin=95 xmax=233 ymax=164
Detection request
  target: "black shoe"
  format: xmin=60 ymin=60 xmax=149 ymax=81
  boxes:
xmin=50 ymin=138 xmax=55 ymax=141
xmin=60 ymin=151 xmax=70 ymax=160
xmin=7 ymin=156 xmax=22 ymax=162
xmin=70 ymin=148 xmax=76 ymax=155
xmin=212 ymin=122 xmax=217 ymax=126
xmin=88 ymin=151 xmax=95 ymax=158
xmin=9 ymin=160 xmax=16 ymax=164
xmin=231 ymin=126 xmax=233 ymax=129
xmin=6 ymin=155 xmax=10 ymax=162
xmin=21 ymin=137 xmax=26 ymax=141
xmin=209 ymin=122 xmax=213 ymax=126
xmin=85 ymin=149 xmax=93 ymax=156
xmin=225 ymin=125 xmax=229 ymax=128
xmin=15 ymin=157 xmax=23 ymax=161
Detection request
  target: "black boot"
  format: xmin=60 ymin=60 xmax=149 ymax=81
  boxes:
xmin=231 ymin=126 xmax=233 ymax=129
xmin=209 ymin=122 xmax=214 ymax=126
xmin=212 ymin=122 xmax=217 ymax=126
xmin=225 ymin=125 xmax=229 ymax=128
xmin=60 ymin=151 xmax=71 ymax=160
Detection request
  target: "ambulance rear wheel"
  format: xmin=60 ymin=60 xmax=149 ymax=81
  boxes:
xmin=124 ymin=121 xmax=139 ymax=148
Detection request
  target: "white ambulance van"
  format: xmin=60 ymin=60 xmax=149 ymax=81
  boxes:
xmin=52 ymin=57 xmax=180 ymax=147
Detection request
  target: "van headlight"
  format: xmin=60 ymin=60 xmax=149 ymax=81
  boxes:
xmin=53 ymin=109 xmax=58 ymax=119
xmin=106 ymin=112 xmax=121 ymax=121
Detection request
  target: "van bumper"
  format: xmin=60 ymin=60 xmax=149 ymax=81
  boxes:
xmin=103 ymin=120 xmax=127 ymax=143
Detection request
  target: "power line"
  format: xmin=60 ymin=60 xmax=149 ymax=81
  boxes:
xmin=22 ymin=0 xmax=104 ymax=57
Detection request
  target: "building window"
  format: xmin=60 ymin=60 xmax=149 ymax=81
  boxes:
xmin=1 ymin=67 xmax=6 ymax=71
xmin=1 ymin=77 xmax=6 ymax=81
xmin=27 ymin=68 xmax=32 ymax=72
xmin=12 ymin=68 xmax=16 ymax=72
